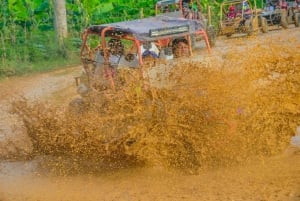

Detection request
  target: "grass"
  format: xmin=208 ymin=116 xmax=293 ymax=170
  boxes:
xmin=0 ymin=32 xmax=81 ymax=79
xmin=0 ymin=53 xmax=80 ymax=79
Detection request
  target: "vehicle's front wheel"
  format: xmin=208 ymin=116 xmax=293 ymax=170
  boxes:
xmin=68 ymin=97 xmax=86 ymax=115
xmin=226 ymin=33 xmax=232 ymax=38
xmin=207 ymin=26 xmax=216 ymax=47
xmin=260 ymin=17 xmax=269 ymax=33
xmin=281 ymin=11 xmax=288 ymax=29
xmin=245 ymin=19 xmax=254 ymax=36
xmin=295 ymin=13 xmax=300 ymax=27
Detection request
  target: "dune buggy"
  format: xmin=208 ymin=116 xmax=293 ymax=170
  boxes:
xmin=286 ymin=0 xmax=300 ymax=26
xmin=219 ymin=0 xmax=269 ymax=37
xmin=260 ymin=0 xmax=300 ymax=28
xmin=76 ymin=15 xmax=211 ymax=95
xmin=155 ymin=0 xmax=216 ymax=47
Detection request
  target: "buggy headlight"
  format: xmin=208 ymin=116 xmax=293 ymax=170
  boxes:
xmin=149 ymin=25 xmax=189 ymax=37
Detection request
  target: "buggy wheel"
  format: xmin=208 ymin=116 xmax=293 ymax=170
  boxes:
xmin=68 ymin=98 xmax=86 ymax=115
xmin=295 ymin=13 xmax=300 ymax=27
xmin=207 ymin=26 xmax=216 ymax=47
xmin=245 ymin=19 xmax=253 ymax=36
xmin=281 ymin=11 xmax=288 ymax=29
xmin=260 ymin=17 xmax=268 ymax=33
xmin=172 ymin=39 xmax=189 ymax=58
xmin=226 ymin=33 xmax=232 ymax=38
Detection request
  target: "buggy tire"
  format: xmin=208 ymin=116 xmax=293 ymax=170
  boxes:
xmin=245 ymin=19 xmax=253 ymax=36
xmin=280 ymin=11 xmax=288 ymax=29
xmin=68 ymin=98 xmax=86 ymax=115
xmin=295 ymin=13 xmax=300 ymax=27
xmin=260 ymin=17 xmax=268 ymax=33
xmin=207 ymin=26 xmax=216 ymax=47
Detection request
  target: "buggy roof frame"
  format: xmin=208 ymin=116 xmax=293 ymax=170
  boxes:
xmin=221 ymin=0 xmax=253 ymax=5
xmin=85 ymin=15 xmax=204 ymax=42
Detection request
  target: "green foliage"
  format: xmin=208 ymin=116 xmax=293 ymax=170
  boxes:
xmin=0 ymin=0 xmax=265 ymax=77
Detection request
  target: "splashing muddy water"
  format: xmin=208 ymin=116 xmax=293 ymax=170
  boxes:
xmin=1 ymin=28 xmax=300 ymax=201
xmin=12 ymin=36 xmax=300 ymax=169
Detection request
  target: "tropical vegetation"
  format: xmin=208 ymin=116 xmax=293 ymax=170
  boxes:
xmin=0 ymin=0 xmax=265 ymax=77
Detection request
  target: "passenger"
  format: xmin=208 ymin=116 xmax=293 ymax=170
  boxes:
xmin=227 ymin=5 xmax=236 ymax=19
xmin=277 ymin=0 xmax=288 ymax=9
xmin=141 ymin=42 xmax=159 ymax=59
xmin=265 ymin=3 xmax=275 ymax=11
xmin=162 ymin=5 xmax=170 ymax=13
xmin=183 ymin=0 xmax=199 ymax=19
xmin=242 ymin=1 xmax=252 ymax=19
xmin=282 ymin=0 xmax=288 ymax=10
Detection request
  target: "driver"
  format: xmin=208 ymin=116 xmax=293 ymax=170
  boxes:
xmin=227 ymin=4 xmax=236 ymax=19
xmin=182 ymin=0 xmax=200 ymax=19
xmin=242 ymin=1 xmax=252 ymax=19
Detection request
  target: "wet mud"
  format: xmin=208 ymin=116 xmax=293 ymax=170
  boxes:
xmin=0 ymin=28 xmax=300 ymax=201
xmin=11 ymin=38 xmax=300 ymax=169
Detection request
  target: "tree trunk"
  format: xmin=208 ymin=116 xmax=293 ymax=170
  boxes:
xmin=54 ymin=0 xmax=68 ymax=43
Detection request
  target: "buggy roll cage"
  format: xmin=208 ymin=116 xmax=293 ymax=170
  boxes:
xmin=78 ymin=4 xmax=212 ymax=90
xmin=220 ymin=0 xmax=257 ymax=20
xmin=80 ymin=18 xmax=211 ymax=67
xmin=80 ymin=26 xmax=143 ymax=66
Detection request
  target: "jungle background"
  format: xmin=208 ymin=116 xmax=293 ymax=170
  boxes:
xmin=0 ymin=0 xmax=266 ymax=78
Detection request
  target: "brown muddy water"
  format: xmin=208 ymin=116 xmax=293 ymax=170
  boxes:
xmin=1 ymin=28 xmax=300 ymax=201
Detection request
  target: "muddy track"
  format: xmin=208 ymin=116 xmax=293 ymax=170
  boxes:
xmin=0 ymin=67 xmax=80 ymax=159
xmin=0 ymin=27 xmax=300 ymax=201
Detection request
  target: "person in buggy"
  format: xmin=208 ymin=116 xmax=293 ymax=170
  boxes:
xmin=265 ymin=2 xmax=275 ymax=11
xmin=242 ymin=0 xmax=252 ymax=19
xmin=227 ymin=4 xmax=237 ymax=19
xmin=294 ymin=0 xmax=300 ymax=11
xmin=182 ymin=0 xmax=204 ymax=20
xmin=276 ymin=0 xmax=288 ymax=9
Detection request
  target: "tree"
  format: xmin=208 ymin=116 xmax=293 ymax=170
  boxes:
xmin=54 ymin=0 xmax=68 ymax=43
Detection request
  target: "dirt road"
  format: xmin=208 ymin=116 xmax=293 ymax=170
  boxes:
xmin=0 ymin=67 xmax=80 ymax=159
xmin=0 ymin=151 xmax=299 ymax=201
xmin=0 ymin=27 xmax=300 ymax=201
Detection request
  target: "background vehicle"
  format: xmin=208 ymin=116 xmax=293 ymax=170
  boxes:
xmin=155 ymin=0 xmax=217 ymax=47
xmin=286 ymin=0 xmax=300 ymax=26
xmin=76 ymin=15 xmax=211 ymax=95
xmin=260 ymin=0 xmax=300 ymax=28
xmin=219 ymin=0 xmax=269 ymax=37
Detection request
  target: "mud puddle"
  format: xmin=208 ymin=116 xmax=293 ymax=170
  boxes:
xmin=1 ymin=28 xmax=300 ymax=201
xmin=0 ymin=151 xmax=300 ymax=201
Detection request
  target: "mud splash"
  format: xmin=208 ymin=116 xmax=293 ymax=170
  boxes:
xmin=11 ymin=42 xmax=300 ymax=172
